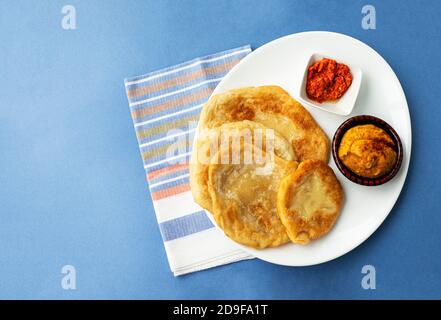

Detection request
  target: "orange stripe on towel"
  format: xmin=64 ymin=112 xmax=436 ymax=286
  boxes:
xmin=127 ymin=59 xmax=240 ymax=99
xmin=131 ymin=87 xmax=213 ymax=120
xmin=151 ymin=183 xmax=191 ymax=201
xmin=147 ymin=162 xmax=189 ymax=181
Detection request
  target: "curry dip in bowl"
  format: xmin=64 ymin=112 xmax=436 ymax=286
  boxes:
xmin=332 ymin=115 xmax=403 ymax=186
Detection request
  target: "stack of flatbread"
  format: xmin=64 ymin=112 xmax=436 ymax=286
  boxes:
xmin=190 ymin=86 xmax=343 ymax=248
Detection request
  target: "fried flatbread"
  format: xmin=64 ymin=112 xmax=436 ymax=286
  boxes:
xmin=207 ymin=142 xmax=298 ymax=249
xmin=190 ymin=120 xmax=295 ymax=211
xmin=277 ymin=160 xmax=343 ymax=245
xmin=199 ymin=86 xmax=329 ymax=162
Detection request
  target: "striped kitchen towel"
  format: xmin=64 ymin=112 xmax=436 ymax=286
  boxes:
xmin=124 ymin=45 xmax=254 ymax=276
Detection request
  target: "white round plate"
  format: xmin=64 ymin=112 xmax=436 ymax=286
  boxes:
xmin=202 ymin=31 xmax=411 ymax=266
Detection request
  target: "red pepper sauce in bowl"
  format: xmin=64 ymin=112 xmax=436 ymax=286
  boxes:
xmin=306 ymin=58 xmax=353 ymax=103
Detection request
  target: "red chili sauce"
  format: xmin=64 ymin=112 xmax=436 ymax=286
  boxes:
xmin=306 ymin=58 xmax=353 ymax=103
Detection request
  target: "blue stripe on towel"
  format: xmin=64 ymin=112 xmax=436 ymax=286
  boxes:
xmin=159 ymin=211 xmax=214 ymax=241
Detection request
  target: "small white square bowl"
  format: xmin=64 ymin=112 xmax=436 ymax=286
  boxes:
xmin=298 ymin=53 xmax=362 ymax=116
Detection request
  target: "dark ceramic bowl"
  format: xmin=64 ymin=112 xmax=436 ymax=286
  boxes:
xmin=332 ymin=115 xmax=403 ymax=186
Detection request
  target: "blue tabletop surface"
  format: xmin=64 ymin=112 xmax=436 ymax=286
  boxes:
xmin=1 ymin=0 xmax=440 ymax=299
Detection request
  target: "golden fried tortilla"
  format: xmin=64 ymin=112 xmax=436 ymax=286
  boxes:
xmin=277 ymin=160 xmax=343 ymax=245
xmin=207 ymin=142 xmax=298 ymax=249
xmin=190 ymin=120 xmax=295 ymax=211
xmin=198 ymin=86 xmax=329 ymax=162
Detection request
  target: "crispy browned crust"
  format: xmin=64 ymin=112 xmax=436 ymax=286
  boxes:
xmin=277 ymin=160 xmax=343 ymax=245
xmin=199 ymin=86 xmax=329 ymax=162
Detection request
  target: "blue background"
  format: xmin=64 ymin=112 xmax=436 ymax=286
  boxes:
xmin=0 ymin=0 xmax=440 ymax=299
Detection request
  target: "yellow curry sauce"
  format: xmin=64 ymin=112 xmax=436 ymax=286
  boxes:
xmin=338 ymin=124 xmax=397 ymax=178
